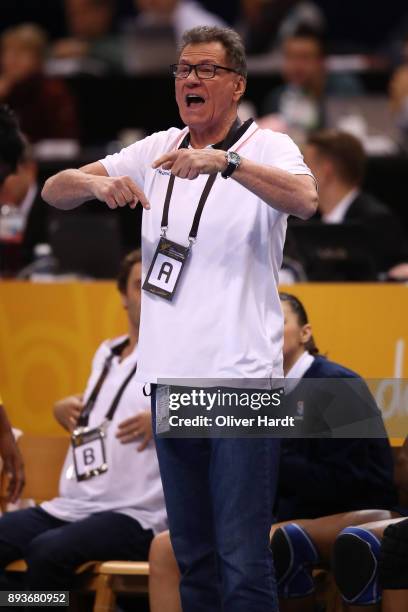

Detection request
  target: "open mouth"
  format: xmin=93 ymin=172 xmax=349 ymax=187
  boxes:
xmin=185 ymin=94 xmax=205 ymax=107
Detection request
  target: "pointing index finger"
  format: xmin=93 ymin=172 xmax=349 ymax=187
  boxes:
xmin=152 ymin=151 xmax=178 ymax=169
xmin=127 ymin=181 xmax=150 ymax=210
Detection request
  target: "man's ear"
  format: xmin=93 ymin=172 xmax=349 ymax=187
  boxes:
xmin=322 ymin=158 xmax=336 ymax=181
xmin=234 ymin=76 xmax=246 ymax=102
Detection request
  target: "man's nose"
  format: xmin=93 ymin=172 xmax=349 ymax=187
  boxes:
xmin=186 ymin=67 xmax=201 ymax=83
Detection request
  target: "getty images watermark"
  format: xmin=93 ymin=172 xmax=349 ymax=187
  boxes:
xmin=155 ymin=383 xmax=297 ymax=437
xmin=166 ymin=387 xmax=293 ymax=428
xmin=154 ymin=378 xmax=394 ymax=439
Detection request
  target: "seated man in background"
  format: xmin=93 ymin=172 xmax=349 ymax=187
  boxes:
xmin=296 ymin=129 xmax=408 ymax=277
xmin=0 ymin=250 xmax=167 ymax=591
xmin=261 ymin=26 xmax=362 ymax=137
xmin=148 ymin=292 xmax=396 ymax=612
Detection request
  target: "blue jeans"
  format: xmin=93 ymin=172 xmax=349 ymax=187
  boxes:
xmin=152 ymin=387 xmax=280 ymax=612
xmin=0 ymin=507 xmax=153 ymax=590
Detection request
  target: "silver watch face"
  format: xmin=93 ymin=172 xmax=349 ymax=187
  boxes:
xmin=227 ymin=151 xmax=241 ymax=166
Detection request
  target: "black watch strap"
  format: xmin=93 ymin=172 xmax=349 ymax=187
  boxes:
xmin=221 ymin=162 xmax=236 ymax=179
xmin=221 ymin=152 xmax=241 ymax=179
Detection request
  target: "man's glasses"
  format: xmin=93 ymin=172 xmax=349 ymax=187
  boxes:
xmin=170 ymin=63 xmax=239 ymax=80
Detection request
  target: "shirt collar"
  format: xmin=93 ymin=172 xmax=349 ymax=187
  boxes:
xmin=322 ymin=187 xmax=359 ymax=224
xmin=102 ymin=335 xmax=138 ymax=366
xmin=286 ymin=351 xmax=315 ymax=379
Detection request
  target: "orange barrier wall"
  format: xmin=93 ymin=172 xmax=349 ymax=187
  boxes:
xmin=0 ymin=281 xmax=407 ymax=435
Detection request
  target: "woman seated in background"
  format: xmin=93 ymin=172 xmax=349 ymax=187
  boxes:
xmin=148 ymin=292 xmax=396 ymax=612
xmin=275 ymin=292 xmax=395 ymax=522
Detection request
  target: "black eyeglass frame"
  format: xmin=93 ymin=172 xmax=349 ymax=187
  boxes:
xmin=170 ymin=63 xmax=240 ymax=79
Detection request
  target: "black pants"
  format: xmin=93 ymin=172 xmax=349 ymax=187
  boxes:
xmin=0 ymin=507 xmax=153 ymax=590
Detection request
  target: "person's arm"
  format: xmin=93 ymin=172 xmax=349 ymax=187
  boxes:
xmin=231 ymin=157 xmax=317 ymax=219
xmin=0 ymin=404 xmax=25 ymax=503
xmin=41 ymin=161 xmax=150 ymax=211
xmin=152 ymin=148 xmax=317 ymax=220
xmin=53 ymin=395 xmax=83 ymax=432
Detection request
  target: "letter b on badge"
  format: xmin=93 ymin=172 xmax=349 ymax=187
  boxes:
xmin=74 ymin=439 xmax=105 ymax=480
xmin=83 ymin=447 xmax=95 ymax=466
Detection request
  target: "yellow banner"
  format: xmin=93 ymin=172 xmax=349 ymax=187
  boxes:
xmin=0 ymin=281 xmax=407 ymax=436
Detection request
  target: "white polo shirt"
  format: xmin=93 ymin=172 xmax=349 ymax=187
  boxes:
xmin=100 ymin=122 xmax=313 ymax=383
xmin=42 ymin=337 xmax=167 ymax=534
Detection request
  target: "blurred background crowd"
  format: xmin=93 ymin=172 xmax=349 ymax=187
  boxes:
xmin=1 ymin=0 xmax=408 ymax=282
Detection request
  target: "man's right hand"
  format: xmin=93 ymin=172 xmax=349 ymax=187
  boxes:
xmin=42 ymin=163 xmax=151 ymax=211
xmin=89 ymin=175 xmax=150 ymax=210
xmin=53 ymin=395 xmax=83 ymax=432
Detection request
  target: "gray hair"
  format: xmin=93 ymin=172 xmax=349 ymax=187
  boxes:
xmin=179 ymin=26 xmax=247 ymax=79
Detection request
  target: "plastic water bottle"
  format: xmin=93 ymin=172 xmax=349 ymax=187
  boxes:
xmin=17 ymin=243 xmax=59 ymax=281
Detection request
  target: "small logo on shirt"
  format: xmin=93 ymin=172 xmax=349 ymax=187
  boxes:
xmin=156 ymin=168 xmax=171 ymax=176
xmin=295 ymin=400 xmax=305 ymax=420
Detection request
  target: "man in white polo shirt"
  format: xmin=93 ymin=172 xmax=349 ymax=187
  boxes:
xmin=43 ymin=25 xmax=317 ymax=612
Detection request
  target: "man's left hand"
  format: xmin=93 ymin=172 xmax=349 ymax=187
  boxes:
xmin=152 ymin=149 xmax=227 ymax=180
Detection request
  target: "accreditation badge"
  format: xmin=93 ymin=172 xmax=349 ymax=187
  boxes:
xmin=71 ymin=425 xmax=108 ymax=481
xmin=143 ymin=238 xmax=190 ymax=301
xmin=156 ymin=385 xmax=170 ymax=434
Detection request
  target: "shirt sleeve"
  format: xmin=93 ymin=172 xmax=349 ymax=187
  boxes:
xmin=262 ymin=131 xmax=316 ymax=179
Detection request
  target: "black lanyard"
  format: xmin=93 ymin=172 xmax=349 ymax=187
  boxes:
xmin=160 ymin=117 xmax=254 ymax=244
xmin=78 ymin=338 xmax=137 ymax=427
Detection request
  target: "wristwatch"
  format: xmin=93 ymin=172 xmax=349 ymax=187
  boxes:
xmin=221 ymin=150 xmax=241 ymax=179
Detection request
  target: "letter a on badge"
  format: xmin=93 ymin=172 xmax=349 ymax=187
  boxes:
xmin=158 ymin=262 xmax=173 ymax=283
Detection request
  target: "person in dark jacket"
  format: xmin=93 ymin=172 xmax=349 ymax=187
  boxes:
xmin=302 ymin=129 xmax=408 ymax=274
xmin=277 ymin=292 xmax=396 ymax=521
xmin=270 ymin=293 xmax=398 ymax=612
